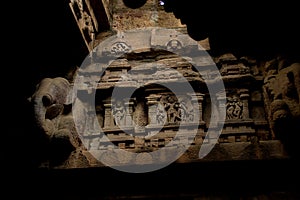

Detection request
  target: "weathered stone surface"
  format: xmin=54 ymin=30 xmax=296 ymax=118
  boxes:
xmin=28 ymin=0 xmax=299 ymax=170
xmin=112 ymin=0 xmax=184 ymax=31
xmin=30 ymin=49 xmax=294 ymax=169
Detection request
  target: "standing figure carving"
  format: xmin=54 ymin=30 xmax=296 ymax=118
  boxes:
xmin=112 ymin=100 xmax=125 ymax=126
xmin=164 ymin=96 xmax=181 ymax=124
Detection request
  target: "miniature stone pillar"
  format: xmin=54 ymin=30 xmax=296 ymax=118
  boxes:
xmin=189 ymin=93 xmax=204 ymax=123
xmin=103 ymin=99 xmax=114 ymax=128
xmin=216 ymin=91 xmax=227 ymax=123
xmin=124 ymin=98 xmax=134 ymax=127
xmin=240 ymin=89 xmax=250 ymax=119
xmin=146 ymin=94 xmax=161 ymax=126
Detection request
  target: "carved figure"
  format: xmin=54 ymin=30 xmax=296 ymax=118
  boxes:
xmin=167 ymin=39 xmax=182 ymax=51
xmin=112 ymin=100 xmax=125 ymax=126
xmin=226 ymin=96 xmax=243 ymax=120
xmin=164 ymin=96 xmax=181 ymax=123
xmin=156 ymin=103 xmax=166 ymax=125
xmin=29 ymin=77 xmax=87 ymax=167
xmin=263 ymin=56 xmax=300 ymax=154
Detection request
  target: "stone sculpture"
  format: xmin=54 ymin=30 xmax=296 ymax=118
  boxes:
xmin=263 ymin=56 xmax=300 ymax=157
xmin=29 ymin=77 xmax=88 ymax=168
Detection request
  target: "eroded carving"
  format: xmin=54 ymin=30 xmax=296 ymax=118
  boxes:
xmin=226 ymin=95 xmax=243 ymax=120
xmin=156 ymin=102 xmax=166 ymax=125
xmin=112 ymin=100 xmax=126 ymax=126
xmin=263 ymin=56 xmax=300 ymax=145
xmin=70 ymin=0 xmax=96 ymax=47
xmin=163 ymin=95 xmax=181 ymax=124
xmin=111 ymin=42 xmax=131 ymax=55
xmin=29 ymin=77 xmax=88 ymax=168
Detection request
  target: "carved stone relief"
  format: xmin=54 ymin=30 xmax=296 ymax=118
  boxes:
xmin=29 ymin=31 xmax=296 ymax=168
xmin=69 ymin=0 xmax=97 ymax=49
xmin=226 ymin=95 xmax=244 ymax=120
xmin=263 ymin=56 xmax=300 ymax=142
xmin=112 ymin=100 xmax=126 ymax=126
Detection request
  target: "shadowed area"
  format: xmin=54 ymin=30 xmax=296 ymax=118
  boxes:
xmin=161 ymin=0 xmax=300 ymax=58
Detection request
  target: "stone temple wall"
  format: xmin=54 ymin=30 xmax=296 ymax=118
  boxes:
xmin=8 ymin=1 xmax=299 ymax=199
xmin=28 ymin=0 xmax=300 ymax=171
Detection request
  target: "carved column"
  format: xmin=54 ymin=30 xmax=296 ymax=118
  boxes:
xmin=103 ymin=100 xmax=113 ymax=129
xmin=124 ymin=98 xmax=134 ymax=127
xmin=189 ymin=93 xmax=204 ymax=123
xmin=216 ymin=91 xmax=227 ymax=123
xmin=240 ymin=89 xmax=250 ymax=119
xmin=146 ymin=94 xmax=161 ymax=126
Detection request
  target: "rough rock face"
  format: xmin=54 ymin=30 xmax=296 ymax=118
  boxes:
xmin=112 ymin=0 xmax=184 ymax=31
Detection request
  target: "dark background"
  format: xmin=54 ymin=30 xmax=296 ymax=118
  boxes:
xmin=4 ymin=0 xmax=300 ymax=198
